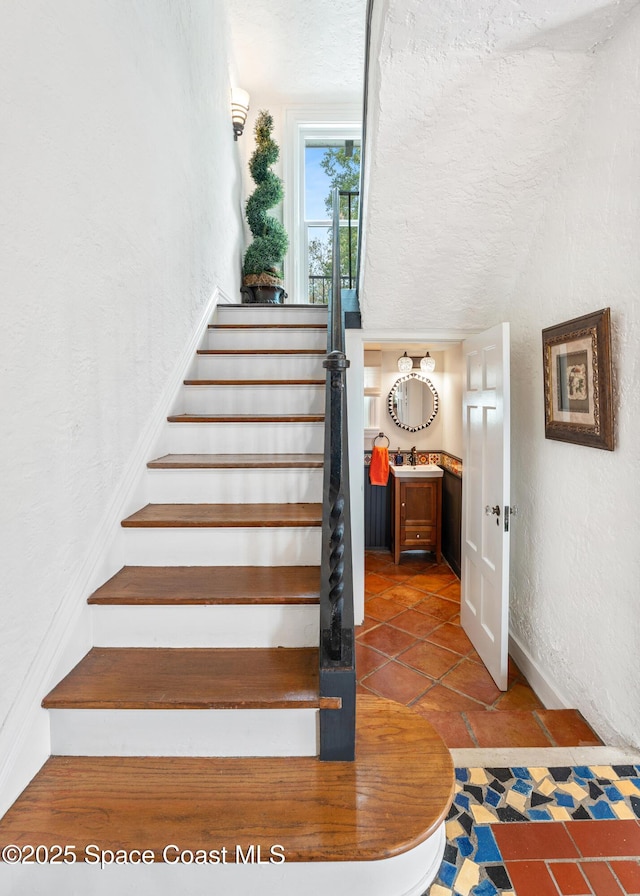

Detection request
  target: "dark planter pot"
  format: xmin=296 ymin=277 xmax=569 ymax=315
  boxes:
xmin=240 ymin=285 xmax=287 ymax=305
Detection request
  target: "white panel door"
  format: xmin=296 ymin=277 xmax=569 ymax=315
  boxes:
xmin=461 ymin=323 xmax=511 ymax=690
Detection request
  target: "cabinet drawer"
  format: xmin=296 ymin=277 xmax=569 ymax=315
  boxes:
xmin=401 ymin=526 xmax=435 ymax=546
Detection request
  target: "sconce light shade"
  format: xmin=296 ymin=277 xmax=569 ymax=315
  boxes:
xmin=397 ymin=351 xmax=413 ymax=373
xmin=231 ymin=87 xmax=250 ymax=140
xmin=420 ymin=351 xmax=435 ymax=373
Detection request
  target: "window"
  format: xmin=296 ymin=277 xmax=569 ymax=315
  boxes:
xmin=284 ymin=108 xmax=361 ymax=304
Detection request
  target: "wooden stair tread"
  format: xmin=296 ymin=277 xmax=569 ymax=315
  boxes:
xmin=197 ymin=348 xmax=325 ymax=355
xmin=147 ymin=453 xmax=324 ymax=469
xmin=167 ymin=413 xmax=324 ymax=423
xmin=209 ymin=323 xmax=327 ymax=330
xmin=43 ymin=647 xmax=321 ymax=710
xmin=89 ymin=566 xmax=321 ymax=605
xmin=183 ymin=378 xmax=325 ymax=385
xmin=2 ymin=697 xmax=454 ymax=862
xmin=121 ymin=503 xmax=322 ymax=527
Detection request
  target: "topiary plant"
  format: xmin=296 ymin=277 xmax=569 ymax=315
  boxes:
xmin=243 ymin=110 xmax=288 ymax=287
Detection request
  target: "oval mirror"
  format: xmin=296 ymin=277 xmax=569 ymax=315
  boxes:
xmin=388 ymin=373 xmax=439 ymax=432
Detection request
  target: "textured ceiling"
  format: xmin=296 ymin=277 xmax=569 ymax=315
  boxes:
xmin=225 ymin=0 xmax=367 ymax=103
xmin=359 ymin=0 xmax=640 ymax=330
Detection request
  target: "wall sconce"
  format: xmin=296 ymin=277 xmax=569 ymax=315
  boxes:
xmin=231 ymin=87 xmax=250 ymax=141
xmin=397 ymin=350 xmax=436 ymax=374
xmin=420 ymin=351 xmax=435 ymax=373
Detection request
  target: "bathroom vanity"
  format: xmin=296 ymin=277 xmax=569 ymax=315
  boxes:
xmin=390 ymin=464 xmax=443 ymax=564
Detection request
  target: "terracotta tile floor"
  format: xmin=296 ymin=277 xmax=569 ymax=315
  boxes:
xmin=358 ymin=550 xmax=602 ymax=750
xmin=359 ymin=552 xmax=640 ymax=895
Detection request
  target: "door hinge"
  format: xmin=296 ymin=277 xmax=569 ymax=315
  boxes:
xmin=504 ymin=504 xmax=518 ymax=532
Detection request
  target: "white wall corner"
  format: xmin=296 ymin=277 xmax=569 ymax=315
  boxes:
xmin=508 ymin=629 xmax=572 ymax=711
xmin=0 ymin=287 xmax=226 ymax=819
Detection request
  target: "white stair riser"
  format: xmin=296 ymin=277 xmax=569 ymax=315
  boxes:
xmin=216 ymin=305 xmax=328 ymax=325
xmin=164 ymin=421 xmax=324 ymax=454
xmin=92 ymin=605 xmax=318 ymax=648
xmin=195 ymin=354 xmax=325 ymax=380
xmin=49 ymin=709 xmax=318 ymax=757
xmin=146 ymin=468 xmax=323 ymax=504
xmin=121 ymin=527 xmax=322 ymax=566
xmin=0 ymin=824 xmax=445 ymax=896
xmin=206 ymin=329 xmax=326 ymax=351
xmin=181 ymin=384 xmax=325 ymax=415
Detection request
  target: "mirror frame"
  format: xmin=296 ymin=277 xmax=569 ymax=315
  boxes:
xmin=387 ymin=372 xmax=439 ymax=432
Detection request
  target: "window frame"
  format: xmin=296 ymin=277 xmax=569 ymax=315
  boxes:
xmin=284 ymin=106 xmax=361 ymax=304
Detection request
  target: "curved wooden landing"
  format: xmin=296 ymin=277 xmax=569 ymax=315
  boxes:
xmin=0 ymin=696 xmax=454 ymax=864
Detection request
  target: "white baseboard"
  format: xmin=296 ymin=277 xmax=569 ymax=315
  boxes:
xmin=508 ymin=629 xmax=572 ymax=710
xmin=0 ymin=287 xmax=229 ymax=820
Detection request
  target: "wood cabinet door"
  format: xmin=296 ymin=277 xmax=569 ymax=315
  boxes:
xmin=400 ymin=481 xmax=437 ymax=527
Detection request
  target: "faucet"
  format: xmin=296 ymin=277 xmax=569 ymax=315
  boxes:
xmin=410 ymin=446 xmax=418 ymax=466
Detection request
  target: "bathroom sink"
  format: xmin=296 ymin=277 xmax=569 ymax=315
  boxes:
xmin=390 ymin=463 xmax=443 ymax=478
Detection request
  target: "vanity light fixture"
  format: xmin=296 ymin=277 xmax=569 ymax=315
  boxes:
xmin=231 ymin=87 xmax=250 ymax=140
xmin=397 ymin=351 xmax=413 ymax=373
xmin=420 ymin=351 xmax=435 ymax=373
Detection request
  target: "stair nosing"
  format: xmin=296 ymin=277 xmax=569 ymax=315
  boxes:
xmin=183 ymin=379 xmax=325 ymax=386
xmin=42 ymin=647 xmax=322 ymax=711
xmin=146 ymin=453 xmax=324 ymax=469
xmin=88 ymin=565 xmax=321 ymax=606
xmin=121 ymin=503 xmax=322 ymax=528
xmin=197 ymin=349 xmax=325 ymax=356
xmin=166 ymin=413 xmax=324 ymax=423
xmin=209 ymin=324 xmax=327 ymax=330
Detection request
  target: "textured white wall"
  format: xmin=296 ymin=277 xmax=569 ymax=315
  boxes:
xmin=509 ymin=8 xmax=640 ymax=748
xmin=0 ymin=0 xmax=242 ymax=740
xmin=363 ymin=0 xmax=640 ymax=746
xmin=362 ymin=17 xmax=593 ymax=328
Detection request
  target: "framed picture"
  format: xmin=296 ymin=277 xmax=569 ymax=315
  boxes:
xmin=542 ymin=308 xmax=614 ymax=451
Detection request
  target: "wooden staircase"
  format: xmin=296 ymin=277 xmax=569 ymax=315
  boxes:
xmin=0 ymin=303 xmax=454 ymax=896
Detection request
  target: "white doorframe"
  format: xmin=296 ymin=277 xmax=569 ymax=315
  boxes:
xmin=347 ymin=327 xmax=478 ymax=626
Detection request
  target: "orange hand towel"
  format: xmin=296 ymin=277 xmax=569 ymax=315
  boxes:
xmin=369 ymin=445 xmax=390 ymax=486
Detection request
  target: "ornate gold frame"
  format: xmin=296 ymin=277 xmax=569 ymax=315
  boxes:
xmin=542 ymin=308 xmax=614 ymax=450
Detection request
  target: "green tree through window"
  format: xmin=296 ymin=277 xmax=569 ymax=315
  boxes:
xmin=307 ymin=142 xmax=360 ymax=303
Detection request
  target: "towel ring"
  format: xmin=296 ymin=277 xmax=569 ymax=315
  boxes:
xmin=373 ymin=432 xmax=390 ymax=448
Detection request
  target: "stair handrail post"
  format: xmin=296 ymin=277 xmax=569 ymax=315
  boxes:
xmin=319 ymin=187 xmax=355 ymax=761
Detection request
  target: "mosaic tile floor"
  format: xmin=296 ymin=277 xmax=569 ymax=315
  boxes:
xmin=359 ymin=550 xmax=601 ymax=749
xmin=427 ymin=765 xmax=640 ymax=896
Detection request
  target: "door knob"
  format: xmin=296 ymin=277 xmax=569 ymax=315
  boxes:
xmin=485 ymin=505 xmax=501 ymax=516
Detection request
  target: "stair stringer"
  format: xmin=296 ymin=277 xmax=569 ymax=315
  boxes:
xmin=0 ymin=285 xmax=231 ymax=819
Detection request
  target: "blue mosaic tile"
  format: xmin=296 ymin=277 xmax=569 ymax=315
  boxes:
xmin=512 ymin=779 xmax=533 ymax=796
xmin=591 ymin=800 xmax=616 ymax=819
xmin=473 ymin=880 xmax=499 ymax=896
xmin=474 ymin=827 xmax=501 ymax=863
xmin=529 ymin=808 xmax=552 ymax=821
xmin=439 ymin=860 xmax=457 ymax=886
xmin=427 ymin=765 xmax=640 ymax=896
